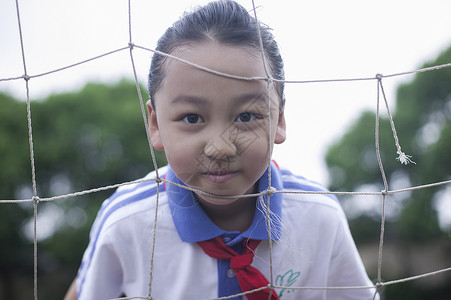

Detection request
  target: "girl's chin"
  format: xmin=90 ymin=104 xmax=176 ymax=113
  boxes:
xmin=194 ymin=193 xmax=240 ymax=206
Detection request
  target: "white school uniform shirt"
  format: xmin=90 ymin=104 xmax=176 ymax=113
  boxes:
xmin=76 ymin=162 xmax=379 ymax=300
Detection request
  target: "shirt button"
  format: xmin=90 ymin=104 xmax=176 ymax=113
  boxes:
xmin=227 ymin=269 xmax=236 ymax=278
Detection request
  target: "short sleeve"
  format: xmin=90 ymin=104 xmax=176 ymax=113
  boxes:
xmin=77 ymin=227 xmax=123 ymax=300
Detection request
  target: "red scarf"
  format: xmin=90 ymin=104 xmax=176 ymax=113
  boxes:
xmin=197 ymin=236 xmax=279 ymax=300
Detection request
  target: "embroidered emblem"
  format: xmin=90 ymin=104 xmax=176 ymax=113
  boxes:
xmin=275 ymin=269 xmax=301 ymax=298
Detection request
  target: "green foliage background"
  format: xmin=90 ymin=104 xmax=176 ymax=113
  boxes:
xmin=326 ymin=46 xmax=451 ymax=298
xmin=0 ymin=80 xmax=167 ymax=299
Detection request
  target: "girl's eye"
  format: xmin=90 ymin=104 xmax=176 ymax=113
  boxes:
xmin=236 ymin=112 xmax=258 ymax=123
xmin=182 ymin=114 xmax=204 ymax=124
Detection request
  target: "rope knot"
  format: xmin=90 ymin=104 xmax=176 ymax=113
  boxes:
xmin=265 ymin=76 xmax=274 ymax=83
xmin=266 ymin=186 xmax=277 ymax=196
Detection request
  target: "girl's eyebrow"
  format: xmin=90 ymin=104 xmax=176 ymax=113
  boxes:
xmin=170 ymin=92 xmax=270 ymax=106
xmin=170 ymin=96 xmax=210 ymax=106
xmin=234 ymin=92 xmax=268 ymax=104
xmin=233 ymin=93 xmax=274 ymax=110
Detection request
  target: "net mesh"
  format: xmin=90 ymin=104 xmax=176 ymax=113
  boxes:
xmin=1 ymin=0 xmax=451 ymax=299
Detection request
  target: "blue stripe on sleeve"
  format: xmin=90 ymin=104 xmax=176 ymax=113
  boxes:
xmin=77 ymin=183 xmax=162 ymax=298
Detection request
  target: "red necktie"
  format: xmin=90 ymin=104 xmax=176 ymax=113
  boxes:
xmin=197 ymin=236 xmax=279 ymax=300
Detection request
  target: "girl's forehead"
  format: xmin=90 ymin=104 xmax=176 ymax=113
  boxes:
xmin=167 ymin=41 xmax=266 ymax=79
xmin=153 ymin=41 xmax=280 ymax=109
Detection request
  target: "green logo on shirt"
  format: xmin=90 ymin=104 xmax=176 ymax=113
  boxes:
xmin=275 ymin=269 xmax=301 ymax=298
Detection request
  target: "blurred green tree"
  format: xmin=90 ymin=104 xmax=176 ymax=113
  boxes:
xmin=325 ymin=46 xmax=451 ymax=299
xmin=0 ymin=80 xmax=167 ymax=299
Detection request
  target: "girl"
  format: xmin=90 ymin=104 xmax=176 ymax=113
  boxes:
xmin=67 ymin=1 xmax=378 ymax=299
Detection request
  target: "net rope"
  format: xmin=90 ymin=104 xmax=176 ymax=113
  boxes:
xmin=2 ymin=0 xmax=451 ymax=299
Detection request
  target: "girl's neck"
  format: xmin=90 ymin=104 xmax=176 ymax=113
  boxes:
xmin=198 ymin=195 xmax=257 ymax=232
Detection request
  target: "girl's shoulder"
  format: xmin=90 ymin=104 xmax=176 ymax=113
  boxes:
xmin=278 ymin=167 xmax=343 ymax=213
xmin=90 ymin=165 xmax=170 ymax=237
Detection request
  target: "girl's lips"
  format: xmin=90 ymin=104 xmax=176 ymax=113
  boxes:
xmin=203 ymin=171 xmax=238 ymax=183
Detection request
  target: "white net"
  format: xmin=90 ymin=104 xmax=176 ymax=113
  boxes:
xmin=1 ymin=0 xmax=451 ymax=299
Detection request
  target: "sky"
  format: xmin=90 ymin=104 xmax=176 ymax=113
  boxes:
xmin=1 ymin=0 xmax=451 ymax=186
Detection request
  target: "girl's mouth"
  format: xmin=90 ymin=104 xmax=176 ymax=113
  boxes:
xmin=203 ymin=170 xmax=238 ymax=183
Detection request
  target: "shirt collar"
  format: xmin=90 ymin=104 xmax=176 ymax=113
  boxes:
xmin=166 ymin=161 xmax=283 ymax=243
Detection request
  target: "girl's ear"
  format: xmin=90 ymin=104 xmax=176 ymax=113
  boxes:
xmin=146 ymin=100 xmax=164 ymax=151
xmin=274 ymin=105 xmax=287 ymax=145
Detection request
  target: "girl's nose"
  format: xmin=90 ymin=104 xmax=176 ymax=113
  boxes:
xmin=203 ymin=131 xmax=237 ymax=160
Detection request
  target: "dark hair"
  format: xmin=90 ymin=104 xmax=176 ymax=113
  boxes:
xmin=148 ymin=0 xmax=285 ymax=108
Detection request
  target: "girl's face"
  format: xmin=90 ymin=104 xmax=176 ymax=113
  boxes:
xmin=147 ymin=41 xmax=286 ymax=206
